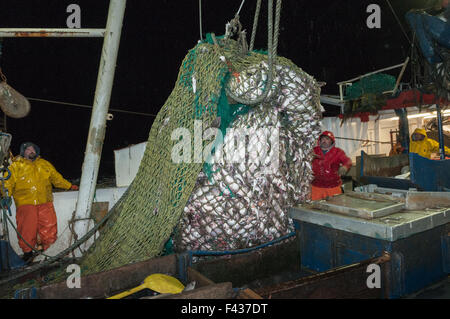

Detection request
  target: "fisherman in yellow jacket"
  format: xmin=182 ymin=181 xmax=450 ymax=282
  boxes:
xmin=3 ymin=142 xmax=78 ymax=263
xmin=409 ymin=128 xmax=450 ymax=159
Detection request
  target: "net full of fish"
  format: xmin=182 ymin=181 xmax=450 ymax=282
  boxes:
xmin=175 ymin=59 xmax=323 ymax=252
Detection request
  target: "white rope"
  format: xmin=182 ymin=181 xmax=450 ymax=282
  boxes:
xmin=199 ymin=0 xmax=203 ymax=41
xmin=236 ymin=0 xmax=246 ymax=16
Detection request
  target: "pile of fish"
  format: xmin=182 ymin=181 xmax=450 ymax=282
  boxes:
xmin=176 ymin=61 xmax=323 ymax=252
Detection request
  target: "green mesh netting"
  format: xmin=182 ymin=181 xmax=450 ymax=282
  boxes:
xmin=343 ymin=73 xmax=396 ymax=116
xmin=203 ymin=84 xmax=250 ymax=183
xmin=344 ymin=73 xmax=396 ymax=101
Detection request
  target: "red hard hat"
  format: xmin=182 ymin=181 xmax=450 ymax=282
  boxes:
xmin=319 ymin=131 xmax=335 ymax=143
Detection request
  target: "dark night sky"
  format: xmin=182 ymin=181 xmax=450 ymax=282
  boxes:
xmin=0 ymin=0 xmax=432 ymax=180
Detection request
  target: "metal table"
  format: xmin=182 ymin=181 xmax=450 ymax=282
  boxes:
xmin=290 ymin=203 xmax=450 ymax=298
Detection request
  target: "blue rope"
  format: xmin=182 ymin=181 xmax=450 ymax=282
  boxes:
xmin=186 ymin=231 xmax=296 ymax=265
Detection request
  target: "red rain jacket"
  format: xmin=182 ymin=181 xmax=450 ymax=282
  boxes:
xmin=312 ymin=146 xmax=352 ymax=188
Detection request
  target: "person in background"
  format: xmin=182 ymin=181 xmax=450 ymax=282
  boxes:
xmin=389 ymin=140 xmax=405 ymax=156
xmin=2 ymin=142 xmax=78 ymax=263
xmin=311 ymin=131 xmax=352 ymax=201
xmin=409 ymin=128 xmax=450 ymax=159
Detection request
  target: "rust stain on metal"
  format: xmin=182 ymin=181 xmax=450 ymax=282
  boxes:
xmin=13 ymin=31 xmax=88 ymax=37
xmin=15 ymin=31 xmax=49 ymax=37
xmin=405 ymin=192 xmax=450 ymax=210
xmin=254 ymin=254 xmax=390 ymax=299
xmin=88 ymin=126 xmax=107 ymax=155
xmin=361 ymin=153 xmax=409 ymax=177
xmin=88 ymin=127 xmax=97 ymax=148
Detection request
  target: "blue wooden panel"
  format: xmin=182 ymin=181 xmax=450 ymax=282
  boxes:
xmin=297 ymin=221 xmax=391 ymax=272
xmin=391 ymin=225 xmax=447 ymax=297
xmin=296 ymin=220 xmax=449 ymax=298
xmin=442 ymin=225 xmax=450 ymax=274
xmin=410 ymin=153 xmax=450 ymax=191
xmin=365 ymin=176 xmax=415 ymax=190
xmin=297 ymin=222 xmax=334 ymax=272
xmin=334 ymin=231 xmax=390 ymax=267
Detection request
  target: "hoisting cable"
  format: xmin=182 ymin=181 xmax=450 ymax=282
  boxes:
xmin=226 ymin=0 xmax=246 ymax=37
xmin=224 ymin=0 xmax=282 ymax=106
xmin=249 ymin=0 xmax=262 ymax=52
xmin=235 ymin=0 xmax=246 ymax=17
xmin=0 ymin=38 xmax=3 ymax=70
xmin=385 ymin=0 xmax=412 ymax=45
xmin=273 ymin=0 xmax=281 ymax=57
xmin=334 ymin=136 xmax=392 ymax=145
xmin=0 ymin=40 xmax=7 ymax=82
xmin=0 ymin=38 xmax=4 ymax=72
xmin=26 ymin=97 xmax=157 ymax=117
xmin=226 ymin=0 xmax=275 ymax=103
xmin=199 ymin=0 xmax=203 ymax=41
xmin=0 ymin=67 xmax=7 ymax=83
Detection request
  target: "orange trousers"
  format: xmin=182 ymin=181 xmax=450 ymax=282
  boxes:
xmin=15 ymin=202 xmax=58 ymax=253
xmin=311 ymin=185 xmax=342 ymax=201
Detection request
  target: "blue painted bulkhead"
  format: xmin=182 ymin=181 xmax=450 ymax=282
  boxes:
xmin=294 ymin=221 xmax=449 ymax=298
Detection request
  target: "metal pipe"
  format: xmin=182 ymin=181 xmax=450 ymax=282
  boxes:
xmin=337 ymin=61 xmax=407 ymax=85
xmin=0 ymin=28 xmax=105 ymax=38
xmin=189 ymin=231 xmax=296 ymax=257
xmin=73 ymin=0 xmax=126 ymax=254
xmin=436 ymin=103 xmax=445 ymax=160
xmin=395 ymin=108 xmax=410 ymax=153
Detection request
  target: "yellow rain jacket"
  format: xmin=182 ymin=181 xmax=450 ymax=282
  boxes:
xmin=409 ymin=128 xmax=450 ymax=159
xmin=4 ymin=156 xmax=72 ymax=207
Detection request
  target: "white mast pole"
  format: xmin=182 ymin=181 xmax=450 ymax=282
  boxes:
xmin=73 ymin=0 xmax=127 ymax=253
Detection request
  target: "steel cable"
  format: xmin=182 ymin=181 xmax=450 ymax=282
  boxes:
xmin=224 ymin=0 xmax=282 ymax=106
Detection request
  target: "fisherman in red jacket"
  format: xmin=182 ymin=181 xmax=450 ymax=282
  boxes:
xmin=311 ymin=131 xmax=352 ymax=200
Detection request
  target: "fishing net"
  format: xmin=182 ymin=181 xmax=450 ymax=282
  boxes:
xmin=344 ymin=74 xmax=396 ymax=101
xmin=343 ymin=73 xmax=396 ymax=116
xmin=175 ymin=41 xmax=323 ymax=252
